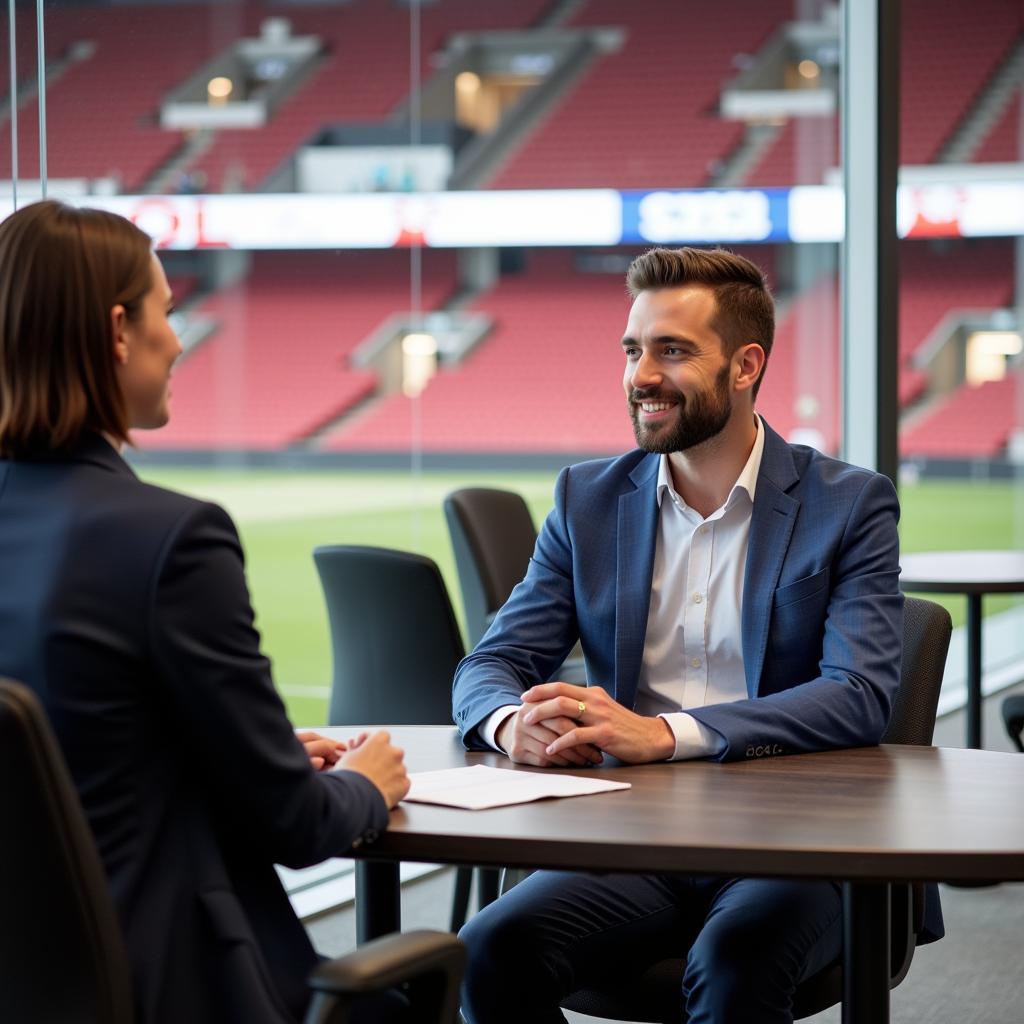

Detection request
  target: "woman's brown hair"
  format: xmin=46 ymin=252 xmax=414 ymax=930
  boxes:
xmin=0 ymin=200 xmax=152 ymax=456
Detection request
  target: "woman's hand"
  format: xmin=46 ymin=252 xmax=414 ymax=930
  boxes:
xmin=297 ymin=730 xmax=347 ymax=771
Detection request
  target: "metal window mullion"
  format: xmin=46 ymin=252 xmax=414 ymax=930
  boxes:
xmin=7 ymin=0 xmax=17 ymax=207
xmin=35 ymin=0 xmax=46 ymax=196
xmin=840 ymin=0 xmax=900 ymax=482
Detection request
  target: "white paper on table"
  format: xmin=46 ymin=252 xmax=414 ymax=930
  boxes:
xmin=403 ymin=764 xmax=630 ymax=810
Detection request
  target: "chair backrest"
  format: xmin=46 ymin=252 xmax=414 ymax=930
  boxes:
xmin=443 ymin=488 xmax=538 ymax=646
xmin=313 ymin=546 xmax=465 ymax=727
xmin=1002 ymin=695 xmax=1024 ymax=752
xmin=882 ymin=596 xmax=953 ymax=746
xmin=0 ymin=679 xmax=134 ymax=1024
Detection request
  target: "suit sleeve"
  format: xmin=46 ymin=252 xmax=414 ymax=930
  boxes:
xmin=689 ymin=471 xmax=904 ymax=761
xmin=148 ymin=501 xmax=388 ymax=868
xmin=453 ymin=467 xmax=581 ymax=748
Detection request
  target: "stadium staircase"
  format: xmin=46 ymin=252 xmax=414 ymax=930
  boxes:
xmin=488 ymin=0 xmax=791 ymax=190
xmin=938 ymin=38 xmax=1024 ymax=164
xmin=974 ymin=94 xmax=1023 ymax=163
xmin=740 ymin=0 xmax=1022 ymax=185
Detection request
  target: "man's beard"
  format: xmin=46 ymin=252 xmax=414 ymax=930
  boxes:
xmin=628 ymin=364 xmax=732 ymax=454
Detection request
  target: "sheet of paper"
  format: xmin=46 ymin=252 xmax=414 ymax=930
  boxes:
xmin=403 ymin=764 xmax=630 ymax=810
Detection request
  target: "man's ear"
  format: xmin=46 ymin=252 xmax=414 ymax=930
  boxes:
xmin=733 ymin=343 xmax=766 ymax=394
xmin=111 ymin=304 xmax=129 ymax=365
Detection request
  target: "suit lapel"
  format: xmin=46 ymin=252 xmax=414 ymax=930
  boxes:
xmin=614 ymin=455 xmax=659 ymax=707
xmin=742 ymin=423 xmax=800 ymax=696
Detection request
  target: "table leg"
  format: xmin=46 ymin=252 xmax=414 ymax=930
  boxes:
xmin=355 ymin=860 xmax=400 ymax=945
xmin=841 ymin=881 xmax=890 ymax=1024
xmin=966 ymin=593 xmax=983 ymax=749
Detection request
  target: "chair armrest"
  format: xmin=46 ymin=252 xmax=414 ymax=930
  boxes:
xmin=308 ymin=930 xmax=465 ymax=996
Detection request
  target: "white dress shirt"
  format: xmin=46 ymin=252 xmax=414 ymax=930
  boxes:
xmin=636 ymin=416 xmax=764 ymax=758
xmin=481 ymin=417 xmax=765 ymax=760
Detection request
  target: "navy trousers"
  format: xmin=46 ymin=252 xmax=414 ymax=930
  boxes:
xmin=458 ymin=870 xmax=842 ymax=1024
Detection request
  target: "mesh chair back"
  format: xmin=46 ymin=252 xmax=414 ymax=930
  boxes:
xmin=314 ymin=546 xmax=465 ymax=726
xmin=443 ymin=488 xmax=538 ymax=646
xmin=882 ymin=596 xmax=952 ymax=746
xmin=0 ymin=679 xmax=133 ymax=1024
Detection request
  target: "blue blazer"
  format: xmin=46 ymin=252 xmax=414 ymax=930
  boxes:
xmin=455 ymin=420 xmax=905 ymax=761
xmin=0 ymin=435 xmax=388 ymax=1024
xmin=453 ymin=421 xmax=943 ymax=943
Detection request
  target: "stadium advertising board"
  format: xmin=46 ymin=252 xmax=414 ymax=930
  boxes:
xmin=619 ymin=188 xmax=790 ymax=244
xmin=2 ymin=181 xmax=1021 ymax=249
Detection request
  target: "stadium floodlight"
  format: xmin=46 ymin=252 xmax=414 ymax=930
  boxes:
xmin=402 ymin=333 xmax=438 ymax=399
xmin=966 ymin=331 xmax=1024 ymax=387
xmin=207 ymin=77 xmax=234 ymax=105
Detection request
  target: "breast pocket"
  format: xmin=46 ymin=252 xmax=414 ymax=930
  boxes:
xmin=773 ymin=566 xmax=830 ymax=610
xmin=770 ymin=567 xmax=831 ymax=667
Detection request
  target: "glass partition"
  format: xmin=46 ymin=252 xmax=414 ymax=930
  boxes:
xmin=896 ymin=0 xmax=1024 ymax=729
xmin=6 ymin=0 xmax=855 ymax=725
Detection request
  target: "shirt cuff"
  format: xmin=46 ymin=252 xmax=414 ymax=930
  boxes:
xmin=658 ymin=712 xmax=726 ymax=761
xmin=481 ymin=705 xmax=520 ymax=752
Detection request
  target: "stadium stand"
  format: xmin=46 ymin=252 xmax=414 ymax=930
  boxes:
xmin=4 ymin=0 xmax=1017 ymax=194
xmin=320 ymin=246 xmax=836 ymax=457
xmin=181 ymin=0 xmax=550 ymax=193
xmin=0 ymin=0 xmax=548 ymax=193
xmin=756 ymin=275 xmax=841 ymax=453
xmin=744 ymin=0 xmax=1022 ymax=185
xmin=901 ymin=374 xmax=1023 ymax=458
xmin=0 ymin=5 xmax=211 ymax=190
xmin=321 ymin=240 xmax=1013 ymax=457
xmin=322 ymin=249 xmax=636 ymax=454
xmin=488 ymin=0 xmax=792 ymax=190
xmin=900 ymin=0 xmax=1023 ymax=166
xmin=140 ymin=249 xmax=456 ymax=450
xmin=898 ymin=239 xmax=1016 ymax=406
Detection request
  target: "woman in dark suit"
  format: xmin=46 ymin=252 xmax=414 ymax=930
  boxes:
xmin=0 ymin=201 xmax=409 ymax=1023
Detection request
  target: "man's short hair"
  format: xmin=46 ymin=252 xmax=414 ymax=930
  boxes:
xmin=0 ymin=200 xmax=152 ymax=457
xmin=626 ymin=247 xmax=775 ymax=398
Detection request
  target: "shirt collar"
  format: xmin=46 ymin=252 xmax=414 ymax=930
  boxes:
xmin=655 ymin=414 xmax=765 ymax=514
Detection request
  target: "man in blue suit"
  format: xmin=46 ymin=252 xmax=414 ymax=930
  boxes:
xmin=453 ymin=247 xmax=925 ymax=1024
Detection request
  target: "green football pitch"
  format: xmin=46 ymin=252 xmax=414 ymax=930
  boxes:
xmin=137 ymin=466 xmax=1024 ymax=726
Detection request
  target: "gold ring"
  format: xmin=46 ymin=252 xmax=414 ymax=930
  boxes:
xmin=577 ymin=700 xmax=586 ymax=718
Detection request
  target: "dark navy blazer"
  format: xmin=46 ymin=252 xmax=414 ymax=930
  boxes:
xmin=0 ymin=435 xmax=388 ymax=1023
xmin=453 ymin=420 xmax=943 ymax=941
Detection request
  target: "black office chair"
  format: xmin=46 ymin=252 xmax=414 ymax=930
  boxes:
xmin=560 ymin=595 xmax=953 ymax=1023
xmin=443 ymin=487 xmax=586 ymax=681
xmin=313 ymin=545 xmax=495 ymax=931
xmin=443 ymin=487 xmax=539 ymax=647
xmin=1002 ymin=694 xmax=1024 ymax=751
xmin=0 ymin=677 xmax=465 ymax=1024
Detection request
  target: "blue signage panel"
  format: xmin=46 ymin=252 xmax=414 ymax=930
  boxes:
xmin=619 ymin=188 xmax=791 ymax=245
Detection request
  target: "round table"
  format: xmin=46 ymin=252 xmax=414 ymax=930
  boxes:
xmin=900 ymin=550 xmax=1024 ymax=748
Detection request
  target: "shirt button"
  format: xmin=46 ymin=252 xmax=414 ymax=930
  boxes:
xmin=693 ymin=593 xmax=703 ymax=604
xmin=699 ymin=526 xmax=708 ymax=535
xmin=691 ymin=657 xmax=702 ymax=668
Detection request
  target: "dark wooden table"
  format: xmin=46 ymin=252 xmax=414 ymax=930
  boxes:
xmin=901 ymin=550 xmax=1024 ymax=748
xmin=324 ymin=726 xmax=1024 ymax=1024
